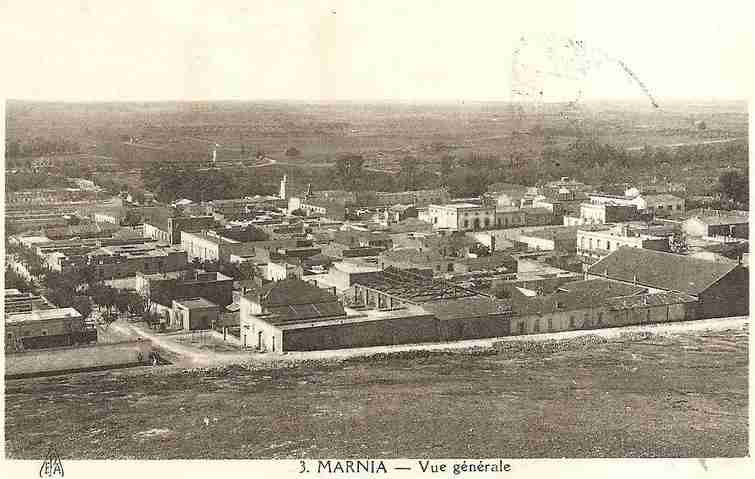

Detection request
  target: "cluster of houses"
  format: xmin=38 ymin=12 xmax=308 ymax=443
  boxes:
xmin=5 ymin=174 xmax=750 ymax=356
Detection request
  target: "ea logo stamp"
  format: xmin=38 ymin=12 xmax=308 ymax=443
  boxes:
xmin=39 ymin=446 xmax=64 ymax=478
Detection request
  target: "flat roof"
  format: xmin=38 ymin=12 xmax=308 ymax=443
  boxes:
xmin=6 ymin=307 xmax=82 ymax=324
xmin=431 ymin=202 xmax=488 ymax=209
xmin=174 ymin=297 xmax=218 ymax=309
xmin=333 ymin=262 xmax=381 ymax=274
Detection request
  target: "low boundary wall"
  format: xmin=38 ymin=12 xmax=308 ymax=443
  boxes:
xmin=5 ymin=340 xmax=154 ymax=378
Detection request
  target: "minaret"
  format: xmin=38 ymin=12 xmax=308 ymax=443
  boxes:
xmin=280 ymin=175 xmax=288 ymax=199
xmin=212 ymin=144 xmax=218 ymax=165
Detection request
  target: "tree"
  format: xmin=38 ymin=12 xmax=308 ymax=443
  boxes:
xmin=4 ymin=267 xmax=36 ymax=293
xmin=121 ymin=210 xmax=143 ymax=226
xmin=334 ymin=154 xmax=365 ymax=191
xmin=669 ymin=232 xmax=689 ymax=254
xmin=440 ymin=155 xmax=454 ymax=181
xmin=718 ymin=171 xmax=748 ymax=208
xmin=71 ymin=296 xmax=93 ymax=319
xmin=238 ymin=262 xmax=258 ymax=281
xmin=469 ymin=243 xmax=491 ymax=257
xmin=433 ymin=232 xmax=476 ymax=258
xmin=124 ymin=291 xmax=146 ymax=317
xmin=399 ymin=156 xmax=418 ymax=190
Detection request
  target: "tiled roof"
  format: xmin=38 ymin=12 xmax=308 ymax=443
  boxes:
xmin=263 ymin=301 xmax=346 ymax=324
xmin=422 ymin=296 xmax=511 ymax=320
xmin=588 ymin=247 xmax=740 ymax=296
xmin=557 ymin=279 xmax=647 ymax=297
xmin=511 ymin=286 xmax=632 ymax=316
xmin=604 ymin=291 xmax=697 ymax=310
xmin=256 ymin=278 xmax=339 ymax=306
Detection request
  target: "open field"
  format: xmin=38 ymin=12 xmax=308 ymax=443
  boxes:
xmin=7 ymin=99 xmax=747 ymax=163
xmin=5 ymin=324 xmax=748 ymax=459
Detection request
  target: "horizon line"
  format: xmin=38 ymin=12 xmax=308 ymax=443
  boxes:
xmin=5 ymin=96 xmax=749 ymax=105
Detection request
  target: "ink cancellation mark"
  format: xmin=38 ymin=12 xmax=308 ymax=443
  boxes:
xmin=39 ymin=446 xmax=64 ymax=478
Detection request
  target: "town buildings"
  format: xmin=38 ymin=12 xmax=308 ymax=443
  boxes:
xmin=587 ymin=247 xmax=748 ymax=319
xmin=7 ymin=187 xmax=98 ymax=205
xmin=88 ymin=242 xmax=187 ymax=279
xmin=239 ymin=271 xmax=512 ymax=354
xmin=587 ymin=191 xmax=685 ymax=215
xmin=577 ymin=224 xmax=670 ymax=265
xmin=683 ymin=210 xmax=749 ymax=239
xmin=239 ymin=279 xmax=347 ymax=351
xmin=425 ymin=203 xmax=497 ymax=231
xmin=143 ymin=214 xmax=216 ymax=244
xmin=5 ymin=307 xmax=96 ymax=352
xmin=135 ymin=269 xmax=234 ymax=327
xmin=508 ymin=278 xmax=697 ymax=335
xmin=171 ymin=298 xmax=219 ymax=331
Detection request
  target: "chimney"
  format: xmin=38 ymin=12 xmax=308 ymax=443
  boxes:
xmin=633 ymin=274 xmax=638 ymax=284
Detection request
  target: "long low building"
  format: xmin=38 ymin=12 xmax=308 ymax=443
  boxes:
xmin=88 ymin=242 xmax=187 ymax=279
xmin=587 ymin=246 xmax=748 ymax=319
xmin=239 ymin=273 xmax=512 ymax=353
xmin=508 ymin=278 xmax=698 ymax=335
xmin=5 ymin=307 xmax=97 ymax=352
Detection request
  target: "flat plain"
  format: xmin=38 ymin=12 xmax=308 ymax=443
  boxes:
xmin=5 ymin=326 xmax=748 ymax=459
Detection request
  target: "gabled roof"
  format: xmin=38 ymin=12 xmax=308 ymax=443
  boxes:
xmin=588 ymin=247 xmax=740 ymax=296
xmin=422 ymin=297 xmax=510 ymax=320
xmin=255 ymin=278 xmax=339 ymax=306
xmin=557 ymin=279 xmax=647 ymax=297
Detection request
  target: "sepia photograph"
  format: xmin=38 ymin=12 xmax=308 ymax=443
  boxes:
xmin=2 ymin=1 xmax=753 ymax=477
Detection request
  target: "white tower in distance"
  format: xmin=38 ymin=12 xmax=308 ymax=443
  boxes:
xmin=212 ymin=144 xmax=218 ymax=165
xmin=279 ymin=174 xmax=288 ymax=200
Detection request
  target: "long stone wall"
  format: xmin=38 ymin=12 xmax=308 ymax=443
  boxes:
xmin=5 ymin=340 xmax=154 ymax=378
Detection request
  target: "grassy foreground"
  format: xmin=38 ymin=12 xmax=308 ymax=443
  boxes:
xmin=5 ymin=327 xmax=748 ymax=459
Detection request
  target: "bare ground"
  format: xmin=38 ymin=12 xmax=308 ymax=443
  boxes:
xmin=4 ymin=322 xmax=748 ymax=459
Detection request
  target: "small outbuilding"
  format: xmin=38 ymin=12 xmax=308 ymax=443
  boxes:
xmin=172 ymin=297 xmax=219 ymax=331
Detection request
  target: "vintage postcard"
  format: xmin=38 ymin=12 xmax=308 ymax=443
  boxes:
xmin=1 ymin=1 xmax=753 ymax=478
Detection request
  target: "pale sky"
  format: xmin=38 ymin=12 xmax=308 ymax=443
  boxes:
xmin=1 ymin=0 xmax=753 ymax=102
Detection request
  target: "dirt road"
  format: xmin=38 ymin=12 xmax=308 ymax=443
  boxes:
xmin=112 ymin=315 xmax=749 ymax=371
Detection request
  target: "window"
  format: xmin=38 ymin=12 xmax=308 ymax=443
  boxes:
xmin=597 ymin=312 xmax=604 ymax=325
xmin=569 ymin=317 xmax=575 ymax=328
xmin=463 ymin=219 xmax=469 ymax=228
xmin=606 ymin=241 xmax=611 ymax=250
xmin=547 ymin=318 xmax=553 ymax=331
xmin=518 ymin=322 xmax=525 ymax=334
xmin=533 ymin=319 xmax=540 ymax=333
